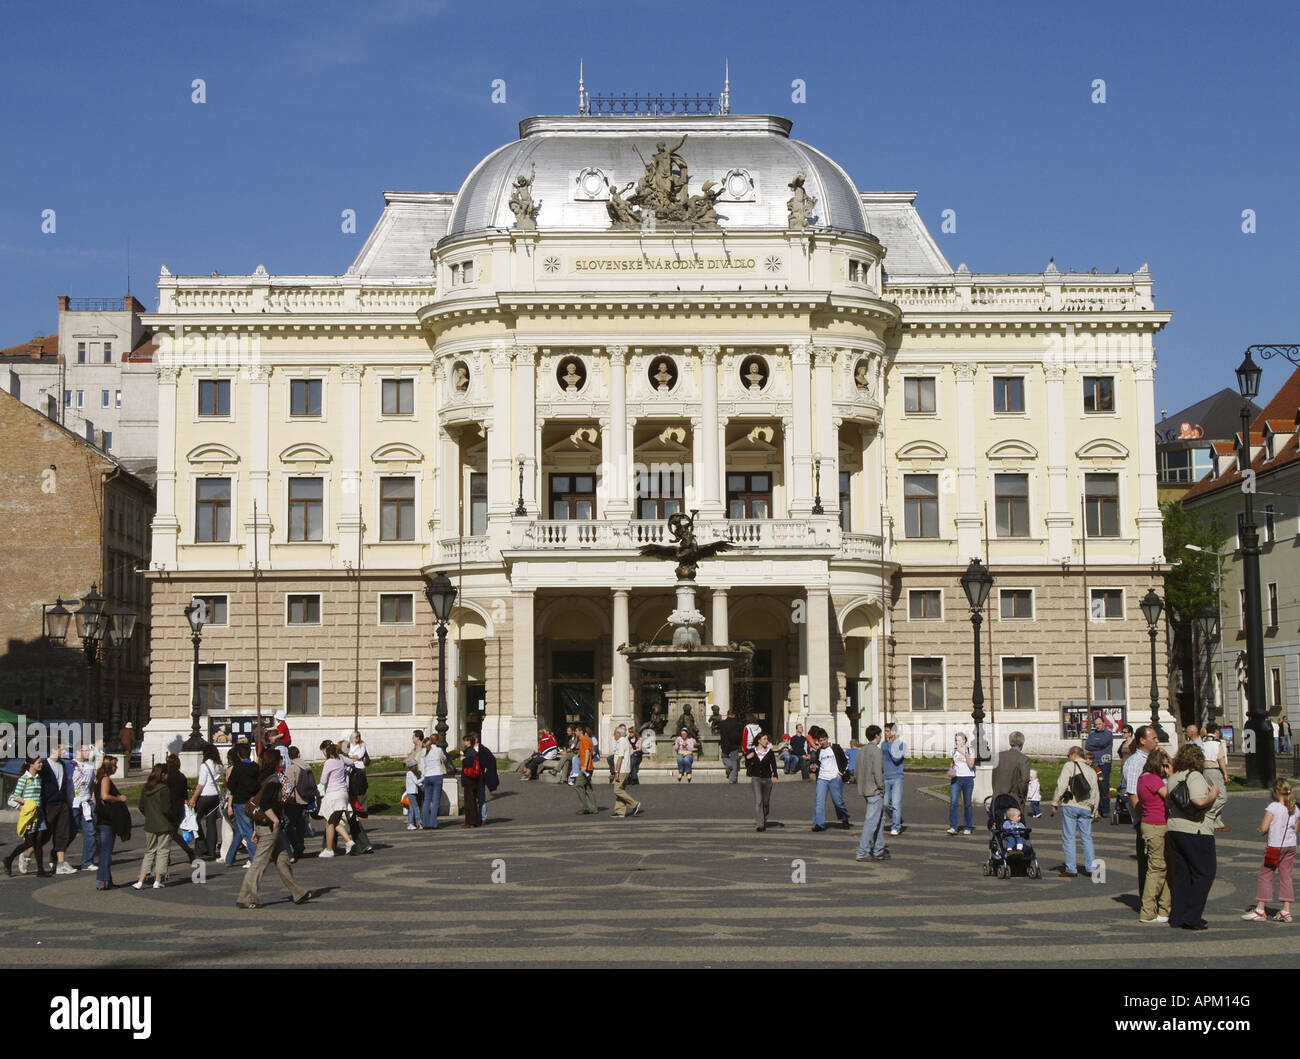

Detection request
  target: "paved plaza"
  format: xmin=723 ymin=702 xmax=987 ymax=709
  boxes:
xmin=2 ymin=772 xmax=1296 ymax=967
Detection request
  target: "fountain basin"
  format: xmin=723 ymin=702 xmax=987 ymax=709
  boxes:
xmin=619 ymin=641 xmax=754 ymax=679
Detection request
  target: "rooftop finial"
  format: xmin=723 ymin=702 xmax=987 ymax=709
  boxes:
xmin=722 ymin=59 xmax=730 ymax=114
xmin=578 ymin=59 xmax=587 ymax=115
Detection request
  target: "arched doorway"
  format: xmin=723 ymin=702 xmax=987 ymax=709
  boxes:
xmin=839 ymin=600 xmax=881 ymax=740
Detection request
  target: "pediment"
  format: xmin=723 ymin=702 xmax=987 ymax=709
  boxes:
xmin=726 ymin=425 xmax=779 ymax=454
xmin=371 ymin=442 xmax=424 ymax=463
xmin=635 ymin=425 xmax=691 ymax=458
xmin=896 ymin=439 xmax=948 ymax=460
xmin=279 ymin=443 xmax=333 ymax=463
xmin=544 ymin=427 xmax=602 ymax=457
xmin=987 ymin=439 xmax=1038 ymax=460
xmin=1076 ymin=438 xmax=1129 ymax=460
xmin=186 ymin=443 xmax=240 ymax=464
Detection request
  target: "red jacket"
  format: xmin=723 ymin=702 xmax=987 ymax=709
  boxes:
xmin=537 ymin=733 xmax=558 ymax=755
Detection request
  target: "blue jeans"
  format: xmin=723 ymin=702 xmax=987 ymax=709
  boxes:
xmin=884 ymin=776 xmax=903 ymax=830
xmin=814 ymin=776 xmax=850 ymax=827
xmin=225 ymin=804 xmax=256 ymax=865
xmin=96 ymin=824 xmax=115 ymax=886
xmin=781 ymin=753 xmax=799 ymax=773
xmin=857 ymin=794 xmax=886 ymax=857
xmin=478 ymin=781 xmax=488 ymax=823
xmin=1060 ymin=804 xmax=1096 ymax=874
xmin=949 ymin=776 xmax=974 ymax=830
xmin=77 ymin=805 xmax=98 ymax=866
xmin=676 ymin=754 xmax=694 ymax=774
xmin=406 ymin=796 xmax=421 ymax=827
xmin=421 ymin=777 xmax=443 ymax=829
xmin=723 ymin=751 xmax=740 ymax=783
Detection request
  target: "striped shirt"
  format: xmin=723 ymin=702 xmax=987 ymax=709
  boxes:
xmin=1121 ymin=749 xmax=1149 ymax=798
xmin=14 ymin=774 xmax=42 ymax=806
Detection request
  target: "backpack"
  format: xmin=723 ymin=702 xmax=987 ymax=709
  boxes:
xmin=1064 ymin=762 xmax=1091 ymax=803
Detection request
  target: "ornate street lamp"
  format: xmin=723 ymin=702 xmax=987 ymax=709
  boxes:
xmin=43 ymin=598 xmax=72 ymax=643
xmin=811 ymin=455 xmax=824 ymax=515
xmin=1139 ymin=588 xmax=1169 ymax=743
xmin=959 ymin=557 xmax=994 ymax=763
xmin=424 ymin=572 xmax=458 ymax=751
xmin=183 ymin=599 xmax=206 ymax=751
xmin=1234 ymin=348 xmax=1273 ymax=786
xmin=1196 ymin=604 xmax=1219 ymax=723
xmin=514 ymin=455 xmax=528 ymax=517
xmin=73 ymin=584 xmax=107 ymax=663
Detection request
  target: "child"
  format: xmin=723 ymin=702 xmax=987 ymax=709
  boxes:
xmin=1241 ymin=778 xmax=1298 ymax=923
xmin=404 ymin=766 xmax=423 ymax=830
xmin=1027 ymin=769 xmax=1042 ymax=818
xmin=1001 ymin=806 xmax=1029 ymax=856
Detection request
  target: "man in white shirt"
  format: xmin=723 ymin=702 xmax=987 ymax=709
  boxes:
xmin=809 ymin=726 xmax=851 ymax=832
xmin=610 ymin=724 xmax=642 ymax=819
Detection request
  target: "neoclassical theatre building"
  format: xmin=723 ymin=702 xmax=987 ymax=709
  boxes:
xmin=142 ymin=102 xmax=1175 ymax=763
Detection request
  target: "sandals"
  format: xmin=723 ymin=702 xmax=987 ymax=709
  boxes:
xmin=1273 ymin=910 xmax=1293 ymax=923
xmin=1241 ymin=909 xmax=1268 ymax=922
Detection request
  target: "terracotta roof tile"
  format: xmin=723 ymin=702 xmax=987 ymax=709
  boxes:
xmin=0 ymin=335 xmax=58 ymax=359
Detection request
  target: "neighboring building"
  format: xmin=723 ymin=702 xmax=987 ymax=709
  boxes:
xmin=0 ymin=388 xmax=154 ymax=733
xmin=0 ymin=295 xmax=159 ymax=481
xmin=140 ymin=98 xmax=1175 ymax=763
xmin=1181 ymin=365 xmax=1299 ymax=739
xmin=1155 ymin=388 xmax=1260 ymax=504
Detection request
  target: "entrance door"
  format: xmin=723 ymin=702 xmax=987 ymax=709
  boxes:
xmin=734 ymin=647 xmax=778 ymax=735
xmin=549 ymin=650 xmax=596 ymax=733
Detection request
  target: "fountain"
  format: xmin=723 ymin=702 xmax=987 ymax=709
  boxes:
xmin=620 ymin=512 xmax=754 ymax=757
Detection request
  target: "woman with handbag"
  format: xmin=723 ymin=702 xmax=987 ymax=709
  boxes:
xmin=1164 ymin=744 xmax=1220 ymax=930
xmin=190 ymin=747 xmax=224 ymax=860
xmin=1241 ymin=778 xmax=1298 ymax=923
xmin=94 ymin=755 xmax=128 ymax=890
xmin=5 ymin=757 xmax=48 ymax=877
xmin=236 ymin=749 xmax=317 ymax=909
xmin=946 ymin=733 xmax=976 ymax=836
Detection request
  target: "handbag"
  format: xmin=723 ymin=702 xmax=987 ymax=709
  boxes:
xmin=1265 ymin=846 xmax=1283 ymax=868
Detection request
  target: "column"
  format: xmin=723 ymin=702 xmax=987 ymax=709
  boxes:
xmin=339 ymin=364 xmax=363 ymax=563
xmin=488 ymin=344 xmax=513 ymax=517
xmin=780 ymin=417 xmax=795 ymax=519
xmin=152 ymin=360 xmax=180 ymax=568
xmin=514 ymin=344 xmax=537 ymax=513
xmin=598 ymin=416 xmax=613 ymax=513
xmin=789 ymin=342 xmax=814 ymax=516
xmin=509 ymin=589 xmax=537 ymax=756
xmin=611 ymin=589 xmax=632 ymax=729
xmin=710 ymin=588 xmax=729 ymax=714
xmin=953 ymin=362 xmax=982 ymax=558
xmin=246 ymin=364 xmax=272 ymax=561
xmin=806 ymin=586 xmax=833 ymax=733
xmin=812 ymin=346 xmax=836 ymax=500
xmin=437 ymin=426 xmax=459 ymax=546
xmin=1043 ymin=359 xmax=1072 ymax=560
xmin=689 ymin=416 xmax=704 ymax=510
xmin=699 ymin=345 xmax=723 ymax=517
xmin=1133 ymin=349 xmax=1164 ymax=562
xmin=606 ymin=345 xmax=630 ymax=517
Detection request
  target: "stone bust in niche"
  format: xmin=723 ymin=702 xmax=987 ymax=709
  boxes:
xmin=653 ymin=360 xmax=675 ymax=391
xmin=562 ymin=361 xmax=584 ymax=392
xmin=453 ymin=364 xmax=469 ymax=393
xmin=854 ymin=361 xmax=871 ymax=393
xmin=744 ymin=360 xmax=766 ymax=391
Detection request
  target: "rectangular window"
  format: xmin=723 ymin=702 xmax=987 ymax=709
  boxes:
xmin=195 ymin=478 xmax=231 ymax=542
xmin=287 ymin=594 xmax=321 ymax=625
xmin=910 ymin=658 xmax=944 ymax=710
xmin=103 ymin=341 xmax=112 ymax=363
xmin=1083 ymin=376 xmax=1115 ymax=413
xmin=77 ymin=342 xmax=86 ymax=364
xmin=286 ymin=663 xmax=320 ymax=715
xmin=381 ymin=378 xmax=413 ymax=416
xmin=380 ymin=477 xmax=416 ymax=540
xmin=76 ymin=390 xmax=84 ymax=408
xmin=848 ymin=259 xmax=860 ymax=282
xmin=1084 ymin=473 xmax=1119 ymax=537
xmin=726 ymin=473 xmax=772 ymax=520
xmin=101 ymin=389 xmax=110 ymax=408
xmin=994 ymin=473 xmax=1030 ymax=537
xmin=1268 ymin=582 xmax=1278 ymax=627
xmin=1272 ymin=668 xmax=1283 ymax=710
xmin=1090 ymin=588 xmax=1124 ymax=619
xmin=838 ymin=470 xmax=851 ymax=531
xmin=903 ymin=474 xmax=939 ymax=538
xmin=193 ymin=594 xmax=228 ymax=625
xmin=908 ymin=589 xmax=941 ymax=620
xmin=993 ymin=376 xmax=1025 ymax=414
xmin=551 ymin=474 xmax=597 ymax=520
xmin=1000 ymin=589 xmax=1032 ymax=619
xmin=637 ymin=467 xmax=684 ymax=521
xmin=461 ymin=260 xmax=474 ymax=284
xmin=102 ymin=431 xmax=111 ymax=451
xmin=287 ymin=477 xmax=324 ymax=542
xmin=1002 ymin=658 xmax=1035 ymax=709
xmin=903 ymin=377 xmax=936 ymax=414
xmin=1093 ymin=657 xmax=1126 ymax=702
xmin=196 ymin=664 xmax=226 ymax=713
xmin=290 ymin=379 xmax=322 ymax=417
xmin=64 ymin=390 xmax=71 ymax=408
xmin=469 ymin=472 xmax=488 ymax=536
xmin=1264 ymin=505 xmax=1275 ymax=544
xmin=379 ymin=594 xmax=414 ymax=624
xmin=114 ymin=390 xmax=121 ymax=408
xmin=198 ymin=379 xmax=231 ymax=417
xmin=380 ymin=661 xmax=414 ymax=715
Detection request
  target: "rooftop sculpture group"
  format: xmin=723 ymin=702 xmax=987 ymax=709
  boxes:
xmin=606 ymin=137 xmax=723 ymax=230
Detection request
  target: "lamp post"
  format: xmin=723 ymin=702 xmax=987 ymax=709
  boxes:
xmin=424 ymin=572 xmax=458 ymax=751
xmin=1234 ymin=348 xmax=1273 ymax=786
xmin=1139 ymin=588 xmax=1169 ymax=743
xmin=182 ymin=599 xmax=206 ymax=751
xmin=515 ymin=456 xmax=528 ymax=516
xmin=72 ymin=585 xmax=108 ymax=725
xmin=1196 ymin=604 xmax=1219 ymax=725
xmin=959 ymin=557 xmax=994 ymax=764
xmin=811 ymin=455 xmax=824 ymax=515
xmin=106 ymin=608 xmax=137 ymax=747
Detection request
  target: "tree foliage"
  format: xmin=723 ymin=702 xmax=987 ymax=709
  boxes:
xmin=1162 ymin=501 xmax=1227 ymax=621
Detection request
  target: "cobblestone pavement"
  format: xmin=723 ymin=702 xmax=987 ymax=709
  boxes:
xmin=2 ymin=772 xmax=1294 ymax=967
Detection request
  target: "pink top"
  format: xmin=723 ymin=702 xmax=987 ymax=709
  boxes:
xmin=1136 ymin=772 xmax=1167 ymax=825
xmin=1265 ymin=802 xmax=1299 ymax=848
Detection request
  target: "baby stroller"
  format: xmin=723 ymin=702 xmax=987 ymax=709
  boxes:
xmin=1110 ymin=785 xmax=1133 ymax=825
xmin=982 ymin=794 xmax=1041 ymax=879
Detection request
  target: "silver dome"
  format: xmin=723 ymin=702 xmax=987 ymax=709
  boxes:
xmin=445 ymin=114 xmax=869 ymax=238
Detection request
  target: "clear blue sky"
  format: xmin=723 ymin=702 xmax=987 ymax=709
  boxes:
xmin=2 ymin=0 xmax=1297 ymax=412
